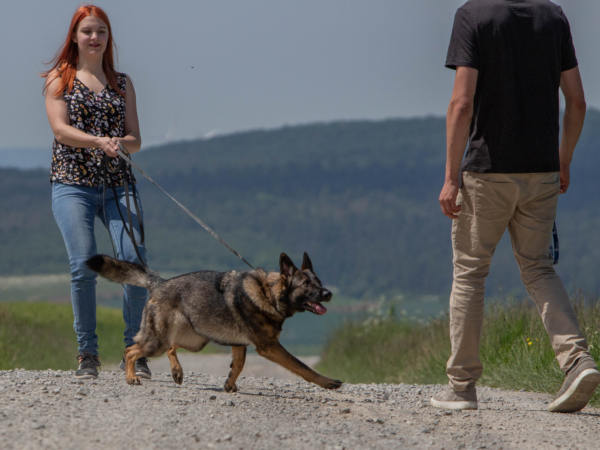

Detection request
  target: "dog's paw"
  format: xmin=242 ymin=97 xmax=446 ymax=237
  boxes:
xmin=127 ymin=376 xmax=141 ymax=386
xmin=323 ymin=379 xmax=343 ymax=390
xmin=224 ymin=382 xmax=238 ymax=393
xmin=171 ymin=368 xmax=184 ymax=385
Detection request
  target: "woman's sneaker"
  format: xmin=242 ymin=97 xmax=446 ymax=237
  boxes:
xmin=548 ymin=358 xmax=600 ymax=413
xmin=118 ymin=356 xmax=152 ymax=380
xmin=75 ymin=353 xmax=101 ymax=379
xmin=431 ymin=384 xmax=478 ymax=410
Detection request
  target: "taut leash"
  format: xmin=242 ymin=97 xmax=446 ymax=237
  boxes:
xmin=115 ymin=143 xmax=255 ymax=270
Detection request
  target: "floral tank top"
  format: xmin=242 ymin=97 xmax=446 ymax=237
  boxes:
xmin=50 ymin=73 xmax=136 ymax=187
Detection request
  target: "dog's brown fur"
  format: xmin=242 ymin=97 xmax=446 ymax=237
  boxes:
xmin=86 ymin=253 xmax=342 ymax=391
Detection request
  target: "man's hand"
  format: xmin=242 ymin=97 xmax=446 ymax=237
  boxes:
xmin=442 ymin=66 xmax=477 ymax=219
xmin=559 ymin=163 xmax=570 ymax=194
xmin=558 ymin=67 xmax=586 ymax=195
xmin=439 ymin=180 xmax=461 ymax=219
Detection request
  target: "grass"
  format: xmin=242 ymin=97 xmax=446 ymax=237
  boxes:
xmin=317 ymin=290 xmax=600 ymax=407
xmin=0 ymin=302 xmax=223 ymax=371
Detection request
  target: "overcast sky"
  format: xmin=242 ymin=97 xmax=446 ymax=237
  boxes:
xmin=1 ymin=0 xmax=598 ymax=151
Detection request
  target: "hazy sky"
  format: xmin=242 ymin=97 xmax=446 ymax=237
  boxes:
xmin=1 ymin=0 xmax=598 ymax=150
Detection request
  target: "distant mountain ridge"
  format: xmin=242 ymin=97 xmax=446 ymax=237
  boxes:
xmin=1 ymin=112 xmax=599 ymax=299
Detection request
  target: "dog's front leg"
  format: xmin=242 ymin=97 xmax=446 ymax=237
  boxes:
xmin=224 ymin=346 xmax=247 ymax=393
xmin=125 ymin=344 xmax=143 ymax=385
xmin=256 ymin=342 xmax=342 ymax=390
xmin=167 ymin=346 xmax=184 ymax=385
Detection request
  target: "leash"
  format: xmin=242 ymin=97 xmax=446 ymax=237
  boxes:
xmin=551 ymin=221 xmax=559 ymax=265
xmin=98 ymin=149 xmax=147 ymax=267
xmin=114 ymin=142 xmax=255 ymax=270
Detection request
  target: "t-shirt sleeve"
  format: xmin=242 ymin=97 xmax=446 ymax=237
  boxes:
xmin=445 ymin=7 xmax=480 ymax=71
xmin=560 ymin=12 xmax=578 ymax=72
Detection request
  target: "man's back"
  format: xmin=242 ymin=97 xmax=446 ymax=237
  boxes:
xmin=446 ymin=0 xmax=578 ymax=173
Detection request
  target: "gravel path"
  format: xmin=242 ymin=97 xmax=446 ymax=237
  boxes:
xmin=1 ymin=363 xmax=599 ymax=449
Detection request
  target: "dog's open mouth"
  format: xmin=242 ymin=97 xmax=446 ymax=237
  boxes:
xmin=303 ymin=301 xmax=327 ymax=315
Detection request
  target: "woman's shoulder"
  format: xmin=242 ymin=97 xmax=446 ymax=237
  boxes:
xmin=115 ymin=72 xmax=127 ymax=84
xmin=113 ymin=72 xmax=128 ymax=93
xmin=45 ymin=71 xmax=63 ymax=96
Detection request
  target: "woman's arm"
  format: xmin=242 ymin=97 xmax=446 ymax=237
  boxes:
xmin=119 ymin=75 xmax=142 ymax=154
xmin=45 ymin=75 xmax=121 ymax=158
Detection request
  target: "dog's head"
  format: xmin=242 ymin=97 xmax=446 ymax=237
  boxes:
xmin=279 ymin=252 xmax=332 ymax=316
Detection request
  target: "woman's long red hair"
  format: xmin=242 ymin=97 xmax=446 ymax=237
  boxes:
xmin=41 ymin=5 xmax=123 ymax=97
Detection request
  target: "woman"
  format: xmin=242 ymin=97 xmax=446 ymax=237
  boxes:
xmin=43 ymin=5 xmax=150 ymax=379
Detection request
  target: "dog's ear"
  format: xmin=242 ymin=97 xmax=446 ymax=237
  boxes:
xmin=279 ymin=253 xmax=298 ymax=278
xmin=301 ymin=252 xmax=314 ymax=274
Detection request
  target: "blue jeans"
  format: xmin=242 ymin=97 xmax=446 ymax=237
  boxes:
xmin=52 ymin=182 xmax=148 ymax=356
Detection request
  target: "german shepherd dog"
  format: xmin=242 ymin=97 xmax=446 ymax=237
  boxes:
xmin=85 ymin=253 xmax=343 ymax=392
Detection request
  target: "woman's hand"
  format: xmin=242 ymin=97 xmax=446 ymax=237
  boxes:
xmin=96 ymin=136 xmax=120 ymax=158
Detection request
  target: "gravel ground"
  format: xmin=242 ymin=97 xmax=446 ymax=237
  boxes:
xmin=1 ymin=364 xmax=599 ymax=450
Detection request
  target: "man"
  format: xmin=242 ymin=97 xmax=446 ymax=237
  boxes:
xmin=433 ymin=0 xmax=600 ymax=413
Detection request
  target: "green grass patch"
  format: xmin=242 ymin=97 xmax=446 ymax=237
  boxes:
xmin=0 ymin=302 xmax=223 ymax=371
xmin=317 ymin=290 xmax=600 ymax=407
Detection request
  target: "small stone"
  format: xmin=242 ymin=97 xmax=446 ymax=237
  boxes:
xmin=340 ymin=408 xmax=351 ymax=414
xmin=226 ymin=401 xmax=235 ymax=407
xmin=33 ymin=424 xmax=45 ymax=430
xmin=224 ymin=435 xmax=232 ymax=441
xmin=375 ymin=418 xmax=385 ymax=424
xmin=366 ymin=418 xmax=374 ymax=423
xmin=209 ymin=395 xmax=217 ymax=400
xmin=74 ymin=396 xmax=83 ymax=401
xmin=103 ymin=398 xmax=109 ymax=403
xmin=149 ymin=389 xmax=155 ymax=395
xmin=76 ymin=388 xmax=89 ymax=396
xmin=421 ymin=428 xmax=431 ymax=434
xmin=53 ymin=389 xmax=60 ymax=394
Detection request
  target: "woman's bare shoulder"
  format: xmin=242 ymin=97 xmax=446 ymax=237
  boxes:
xmin=45 ymin=71 xmax=62 ymax=96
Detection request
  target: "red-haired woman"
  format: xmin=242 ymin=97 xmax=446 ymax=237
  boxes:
xmin=43 ymin=5 xmax=150 ymax=380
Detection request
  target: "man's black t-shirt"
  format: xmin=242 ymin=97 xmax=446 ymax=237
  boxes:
xmin=446 ymin=0 xmax=578 ymax=173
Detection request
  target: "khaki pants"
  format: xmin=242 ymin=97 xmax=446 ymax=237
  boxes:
xmin=447 ymin=172 xmax=592 ymax=391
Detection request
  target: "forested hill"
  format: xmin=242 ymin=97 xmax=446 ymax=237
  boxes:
xmin=2 ymin=112 xmax=600 ymax=299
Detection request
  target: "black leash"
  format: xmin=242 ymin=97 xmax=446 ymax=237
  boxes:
xmin=98 ymin=148 xmax=147 ymax=267
xmin=112 ymin=143 xmax=255 ymax=270
xmin=551 ymin=221 xmax=559 ymax=265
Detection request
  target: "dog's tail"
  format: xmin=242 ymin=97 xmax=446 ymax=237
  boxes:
xmin=85 ymin=255 xmax=164 ymax=291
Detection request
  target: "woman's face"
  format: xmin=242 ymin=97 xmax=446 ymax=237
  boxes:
xmin=73 ymin=15 xmax=109 ymax=59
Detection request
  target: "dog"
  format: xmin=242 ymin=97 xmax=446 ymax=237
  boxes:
xmin=85 ymin=252 xmax=343 ymax=392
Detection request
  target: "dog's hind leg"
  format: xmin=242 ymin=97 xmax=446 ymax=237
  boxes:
xmin=125 ymin=344 xmax=145 ymax=385
xmin=256 ymin=342 xmax=343 ymax=390
xmin=224 ymin=346 xmax=247 ymax=393
xmin=167 ymin=346 xmax=184 ymax=385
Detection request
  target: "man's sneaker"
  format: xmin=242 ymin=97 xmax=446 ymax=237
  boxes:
xmin=75 ymin=353 xmax=100 ymax=379
xmin=548 ymin=358 xmax=600 ymax=413
xmin=431 ymin=384 xmax=478 ymax=410
xmin=119 ymin=356 xmax=152 ymax=380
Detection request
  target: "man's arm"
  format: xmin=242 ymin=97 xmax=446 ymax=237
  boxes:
xmin=559 ymin=66 xmax=586 ymax=194
xmin=439 ymin=66 xmax=478 ymax=219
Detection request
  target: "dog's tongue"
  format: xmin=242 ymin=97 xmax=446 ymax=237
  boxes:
xmin=314 ymin=303 xmax=327 ymax=315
